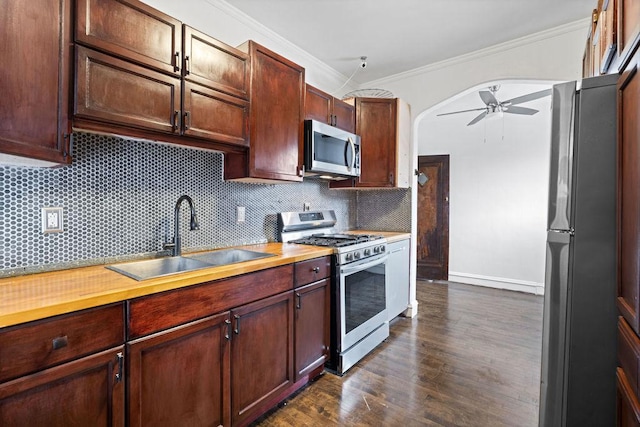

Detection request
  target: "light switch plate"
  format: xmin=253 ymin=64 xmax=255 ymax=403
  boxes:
xmin=42 ymin=207 xmax=63 ymax=233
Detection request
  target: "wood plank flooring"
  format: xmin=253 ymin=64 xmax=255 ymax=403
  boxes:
xmin=254 ymin=280 xmax=544 ymax=426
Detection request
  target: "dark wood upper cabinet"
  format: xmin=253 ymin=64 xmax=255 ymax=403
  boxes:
xmin=617 ymin=51 xmax=640 ymax=335
xmin=183 ymin=26 xmax=250 ymax=100
xmin=617 ymin=0 xmax=640 ymax=69
xmin=75 ymin=46 xmax=180 ymax=134
xmin=225 ymin=41 xmax=305 ymax=182
xmin=75 ymin=0 xmax=182 ymax=76
xmin=0 ymin=0 xmax=72 ymax=165
xmin=305 ymin=84 xmax=355 ymax=133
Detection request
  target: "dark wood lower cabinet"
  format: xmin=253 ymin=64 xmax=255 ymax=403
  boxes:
xmin=618 ymin=367 xmax=640 ymax=426
xmin=294 ymin=279 xmax=330 ymax=380
xmin=231 ymin=291 xmax=294 ymax=426
xmin=127 ymin=312 xmax=230 ymax=427
xmin=0 ymin=346 xmax=125 ymax=426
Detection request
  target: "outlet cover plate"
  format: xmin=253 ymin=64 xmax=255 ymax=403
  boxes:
xmin=42 ymin=207 xmax=64 ymax=233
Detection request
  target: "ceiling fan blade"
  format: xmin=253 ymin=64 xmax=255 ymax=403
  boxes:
xmin=467 ymin=111 xmax=488 ymax=126
xmin=479 ymin=90 xmax=498 ymax=106
xmin=504 ymin=106 xmax=539 ymax=115
xmin=437 ymin=107 xmax=487 ymax=116
xmin=506 ymin=88 xmax=552 ymax=106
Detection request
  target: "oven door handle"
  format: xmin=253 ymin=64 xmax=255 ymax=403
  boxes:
xmin=340 ymin=255 xmax=388 ymax=274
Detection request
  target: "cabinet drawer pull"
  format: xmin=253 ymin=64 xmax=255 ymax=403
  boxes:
xmin=233 ymin=315 xmax=240 ymax=335
xmin=174 ymin=52 xmax=180 ymax=72
xmin=312 ymin=266 xmax=320 ymax=273
xmin=115 ymin=352 xmax=124 ymax=383
xmin=224 ymin=319 xmax=232 ymax=340
xmin=52 ymin=336 xmax=68 ymax=350
xmin=296 ymin=292 xmax=302 ymax=309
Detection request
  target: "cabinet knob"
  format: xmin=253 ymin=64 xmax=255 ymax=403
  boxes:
xmin=52 ymin=335 xmax=68 ymax=350
xmin=312 ymin=266 xmax=320 ymax=273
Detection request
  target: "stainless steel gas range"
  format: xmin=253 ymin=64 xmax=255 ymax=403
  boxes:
xmin=278 ymin=210 xmax=389 ymax=375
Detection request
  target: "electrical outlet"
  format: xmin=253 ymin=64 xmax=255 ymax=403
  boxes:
xmin=237 ymin=206 xmax=245 ymax=223
xmin=303 ymin=202 xmax=311 ymax=211
xmin=42 ymin=207 xmax=64 ymax=233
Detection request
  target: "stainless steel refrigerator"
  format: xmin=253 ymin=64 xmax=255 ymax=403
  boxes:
xmin=539 ymin=73 xmax=618 ymax=427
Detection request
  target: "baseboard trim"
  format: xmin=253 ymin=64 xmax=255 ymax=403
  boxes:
xmin=448 ymin=272 xmax=544 ymax=295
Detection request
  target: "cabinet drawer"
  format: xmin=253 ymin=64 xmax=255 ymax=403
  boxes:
xmin=294 ymin=256 xmax=331 ymax=286
xmin=129 ymin=265 xmax=293 ymax=338
xmin=75 ymin=0 xmax=182 ymax=75
xmin=619 ymin=316 xmax=640 ymax=399
xmin=618 ymin=367 xmax=640 ymax=426
xmin=0 ymin=303 xmax=125 ymax=382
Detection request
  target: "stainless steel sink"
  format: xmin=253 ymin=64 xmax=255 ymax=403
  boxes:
xmin=185 ymin=248 xmax=275 ymax=266
xmin=106 ymin=256 xmax=213 ymax=281
xmin=107 ymin=249 xmax=275 ymax=281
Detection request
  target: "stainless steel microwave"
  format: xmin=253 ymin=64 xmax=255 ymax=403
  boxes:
xmin=303 ymin=119 xmax=360 ymax=179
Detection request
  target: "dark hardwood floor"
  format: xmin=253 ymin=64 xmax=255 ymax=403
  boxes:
xmin=254 ymin=280 xmax=544 ymax=426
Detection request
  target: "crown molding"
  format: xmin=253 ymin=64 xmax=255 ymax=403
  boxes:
xmin=362 ymin=18 xmax=591 ymax=88
xmin=204 ymin=0 xmax=349 ymax=86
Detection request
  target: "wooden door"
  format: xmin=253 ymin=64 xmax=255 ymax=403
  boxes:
xmin=182 ymin=81 xmax=249 ymax=146
xmin=416 ymin=155 xmax=450 ymax=280
xmin=356 ymin=98 xmax=397 ymax=187
xmin=183 ymin=25 xmax=250 ymax=100
xmin=75 ymin=46 xmax=180 ymax=134
xmin=305 ymin=84 xmax=332 ymax=125
xmin=0 ymin=0 xmax=71 ymax=164
xmin=127 ymin=313 xmax=231 ymax=427
xmin=0 ymin=347 xmax=125 ymax=426
xmin=332 ymin=98 xmax=356 ymax=133
xmin=246 ymin=41 xmax=305 ymax=182
xmin=618 ymin=51 xmax=640 ymax=334
xmin=231 ymin=291 xmax=294 ymax=426
xmin=75 ymin=0 xmax=182 ymax=75
xmin=294 ymin=279 xmax=330 ymax=381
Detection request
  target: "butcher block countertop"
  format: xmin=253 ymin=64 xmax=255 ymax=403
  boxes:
xmin=0 ymin=231 xmax=410 ymax=328
xmin=0 ymin=243 xmax=332 ymax=328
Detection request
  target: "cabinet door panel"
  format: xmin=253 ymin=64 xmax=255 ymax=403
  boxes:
xmin=248 ymin=42 xmax=304 ymax=182
xmin=0 ymin=0 xmax=71 ymax=164
xmin=618 ymin=0 xmax=640 ymax=67
xmin=75 ymin=46 xmax=180 ymax=134
xmin=127 ymin=313 xmax=230 ymax=427
xmin=332 ymin=98 xmax=356 ymax=133
xmin=183 ymin=81 xmax=249 ymax=146
xmin=294 ymin=279 xmax=330 ymax=380
xmin=76 ymin=0 xmax=181 ymax=75
xmin=184 ymin=26 xmax=250 ymax=99
xmin=356 ymin=98 xmax=397 ymax=187
xmin=305 ymin=84 xmax=332 ymax=124
xmin=618 ymin=57 xmax=640 ymax=334
xmin=617 ymin=367 xmax=640 ymax=426
xmin=231 ymin=291 xmax=294 ymax=426
xmin=0 ymin=347 xmax=124 ymax=426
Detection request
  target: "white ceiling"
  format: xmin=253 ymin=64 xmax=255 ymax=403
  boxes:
xmin=227 ymin=0 xmax=595 ymax=85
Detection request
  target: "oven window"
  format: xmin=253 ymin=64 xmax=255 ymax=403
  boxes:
xmin=344 ymin=264 xmax=386 ymax=333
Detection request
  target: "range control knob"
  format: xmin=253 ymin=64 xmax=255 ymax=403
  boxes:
xmin=353 ymin=251 xmax=361 ymax=259
xmin=379 ymin=245 xmax=386 ymax=253
xmin=373 ymin=246 xmax=380 ymax=254
xmin=364 ymin=249 xmax=371 ymax=256
xmin=345 ymin=253 xmax=353 ymax=262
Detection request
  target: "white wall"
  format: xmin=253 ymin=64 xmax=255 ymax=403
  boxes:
xmin=420 ymin=84 xmax=552 ymax=294
xmin=142 ymin=0 xmax=355 ymax=93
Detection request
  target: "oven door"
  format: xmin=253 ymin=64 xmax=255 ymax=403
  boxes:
xmin=339 ymin=254 xmax=388 ymax=351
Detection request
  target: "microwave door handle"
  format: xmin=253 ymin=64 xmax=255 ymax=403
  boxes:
xmin=347 ymin=137 xmax=356 ymax=171
xmin=340 ymin=255 xmax=388 ymax=274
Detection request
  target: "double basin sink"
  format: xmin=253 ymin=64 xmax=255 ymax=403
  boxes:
xmin=106 ymin=248 xmax=275 ymax=281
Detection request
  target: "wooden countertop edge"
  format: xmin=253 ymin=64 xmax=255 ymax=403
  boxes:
xmin=0 ymin=244 xmax=333 ymax=328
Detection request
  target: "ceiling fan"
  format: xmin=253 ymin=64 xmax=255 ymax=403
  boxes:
xmin=437 ymin=85 xmax=552 ymax=126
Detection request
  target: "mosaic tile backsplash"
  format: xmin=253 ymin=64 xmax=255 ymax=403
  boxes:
xmin=1 ymin=132 xmax=410 ymax=276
